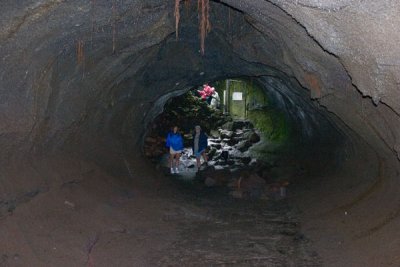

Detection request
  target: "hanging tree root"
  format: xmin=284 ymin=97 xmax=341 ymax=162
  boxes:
xmin=76 ymin=39 xmax=84 ymax=65
xmin=174 ymin=0 xmax=211 ymax=54
xmin=198 ymin=0 xmax=210 ymax=55
xmin=174 ymin=0 xmax=180 ymax=39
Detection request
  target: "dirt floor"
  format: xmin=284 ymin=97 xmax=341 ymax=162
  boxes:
xmin=0 ymin=148 xmax=322 ymax=267
xmin=1 ymin=140 xmax=400 ymax=266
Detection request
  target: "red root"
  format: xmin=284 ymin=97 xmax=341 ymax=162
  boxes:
xmin=174 ymin=0 xmax=210 ymax=54
xmin=174 ymin=0 xmax=180 ymax=39
xmin=198 ymin=0 xmax=210 ymax=55
xmin=76 ymin=40 xmax=84 ymax=65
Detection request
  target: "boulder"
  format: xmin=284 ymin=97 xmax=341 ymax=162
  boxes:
xmin=249 ymin=132 xmax=261 ymax=143
xmin=219 ymin=129 xmax=234 ymax=139
xmin=221 ymin=121 xmax=234 ymax=131
xmin=236 ymin=140 xmax=252 ymax=152
xmin=207 ymin=147 xmax=217 ymax=160
xmin=220 ymin=150 xmax=229 ymax=161
xmin=235 ymin=129 xmax=244 ymax=136
xmin=227 ymin=160 xmax=235 ymax=166
xmin=232 ymin=121 xmax=246 ymax=130
xmin=210 ymin=129 xmax=220 ymax=138
xmin=243 ymin=131 xmax=260 ymax=143
xmin=211 ymin=143 xmax=222 ymax=149
xmin=227 ymin=138 xmax=240 ymax=146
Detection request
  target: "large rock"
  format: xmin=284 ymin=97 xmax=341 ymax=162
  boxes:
xmin=236 ymin=140 xmax=252 ymax=152
xmin=207 ymin=147 xmax=217 ymax=160
xmin=219 ymin=129 xmax=234 ymax=139
xmin=243 ymin=131 xmax=260 ymax=144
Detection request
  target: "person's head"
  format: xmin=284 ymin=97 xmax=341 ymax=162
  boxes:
xmin=173 ymin=126 xmax=179 ymax=133
xmin=195 ymin=125 xmax=201 ymax=133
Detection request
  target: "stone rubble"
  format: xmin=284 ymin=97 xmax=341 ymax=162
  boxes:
xmin=146 ymin=116 xmax=290 ymax=200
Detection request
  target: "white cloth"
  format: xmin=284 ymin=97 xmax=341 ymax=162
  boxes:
xmin=210 ymin=91 xmax=220 ymax=109
xmin=170 ymin=147 xmax=182 ymax=154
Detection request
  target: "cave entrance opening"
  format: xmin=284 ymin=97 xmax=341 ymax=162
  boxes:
xmin=143 ymin=78 xmax=294 ymax=199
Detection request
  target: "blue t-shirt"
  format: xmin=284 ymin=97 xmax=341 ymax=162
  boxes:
xmin=166 ymin=132 xmax=184 ymax=151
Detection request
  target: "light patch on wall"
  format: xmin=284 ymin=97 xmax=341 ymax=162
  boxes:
xmin=232 ymin=92 xmax=243 ymax=101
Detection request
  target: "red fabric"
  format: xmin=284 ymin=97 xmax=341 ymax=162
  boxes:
xmin=198 ymin=84 xmax=215 ymax=100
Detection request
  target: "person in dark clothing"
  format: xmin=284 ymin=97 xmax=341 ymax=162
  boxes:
xmin=166 ymin=126 xmax=184 ymax=174
xmin=192 ymin=125 xmax=208 ymax=169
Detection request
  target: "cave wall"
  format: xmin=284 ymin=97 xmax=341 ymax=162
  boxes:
xmin=221 ymin=0 xmax=400 ymax=159
xmin=0 ymin=0 xmax=399 ymax=191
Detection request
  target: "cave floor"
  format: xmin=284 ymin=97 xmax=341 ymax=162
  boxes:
xmin=0 ymin=152 xmax=321 ymax=266
xmin=152 ymin=180 xmax=321 ymax=266
xmin=3 ymin=137 xmax=399 ymax=267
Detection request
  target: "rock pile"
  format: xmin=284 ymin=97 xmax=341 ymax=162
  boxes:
xmin=206 ymin=120 xmax=260 ymax=170
xmin=143 ymin=92 xmax=289 ymax=200
xmin=195 ymin=120 xmax=293 ymax=200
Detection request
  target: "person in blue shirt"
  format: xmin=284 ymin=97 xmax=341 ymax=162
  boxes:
xmin=166 ymin=126 xmax=184 ymax=174
xmin=192 ymin=125 xmax=208 ymax=169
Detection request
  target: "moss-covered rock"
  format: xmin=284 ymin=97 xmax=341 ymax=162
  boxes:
xmin=247 ymin=108 xmax=290 ymax=143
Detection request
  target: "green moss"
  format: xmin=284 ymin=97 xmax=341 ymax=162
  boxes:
xmin=247 ymin=108 xmax=290 ymax=143
xmin=215 ymin=78 xmax=290 ymax=144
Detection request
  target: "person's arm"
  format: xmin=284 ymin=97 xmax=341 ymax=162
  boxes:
xmin=192 ymin=133 xmax=195 ymax=152
xmin=200 ymin=133 xmax=208 ymax=150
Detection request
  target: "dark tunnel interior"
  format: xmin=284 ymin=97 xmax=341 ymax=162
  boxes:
xmin=1 ymin=0 xmax=400 ymax=266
